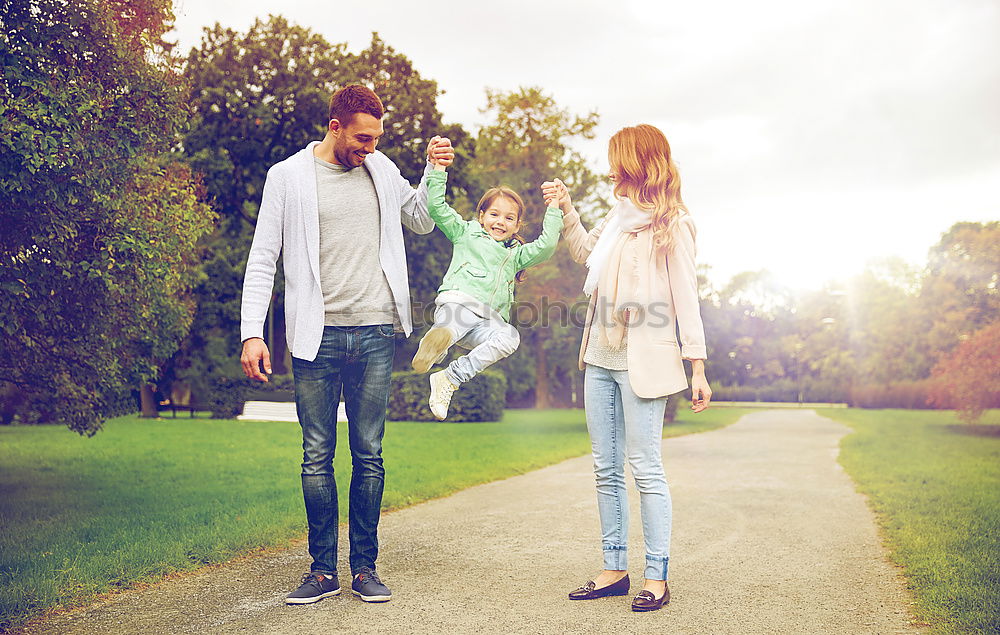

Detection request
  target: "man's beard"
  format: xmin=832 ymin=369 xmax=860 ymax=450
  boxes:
xmin=334 ymin=145 xmax=364 ymax=169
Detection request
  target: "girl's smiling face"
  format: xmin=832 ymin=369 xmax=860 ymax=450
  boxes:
xmin=478 ymin=195 xmax=521 ymax=241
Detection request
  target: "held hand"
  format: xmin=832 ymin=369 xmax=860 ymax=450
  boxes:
xmin=554 ymin=178 xmax=571 ymax=212
xmin=426 ymin=136 xmax=442 ymax=168
xmin=541 ymin=179 xmax=572 ymax=214
xmin=241 ymin=337 xmax=272 ymax=383
xmin=427 ymin=135 xmax=454 ymax=168
xmin=541 ymin=181 xmax=559 ymax=207
xmin=690 ymin=375 xmax=712 ymax=413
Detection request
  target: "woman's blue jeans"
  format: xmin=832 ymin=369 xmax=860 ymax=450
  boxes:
xmin=584 ymin=364 xmax=672 ymax=580
xmin=291 ymin=324 xmax=395 ymax=577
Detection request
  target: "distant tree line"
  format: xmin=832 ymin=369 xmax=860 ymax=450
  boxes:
xmin=2 ymin=1 xmax=996 ymax=433
xmin=698 ymin=220 xmax=998 ymax=421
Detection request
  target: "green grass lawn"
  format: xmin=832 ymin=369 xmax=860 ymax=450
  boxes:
xmin=0 ymin=406 xmax=747 ymax=631
xmin=820 ymin=408 xmax=1000 ymax=634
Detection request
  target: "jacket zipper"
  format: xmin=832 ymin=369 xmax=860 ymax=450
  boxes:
xmin=487 ymin=250 xmax=514 ymax=307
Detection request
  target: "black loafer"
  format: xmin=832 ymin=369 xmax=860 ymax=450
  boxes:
xmin=631 ymin=584 xmax=670 ymax=612
xmin=568 ymin=574 xmax=630 ymax=600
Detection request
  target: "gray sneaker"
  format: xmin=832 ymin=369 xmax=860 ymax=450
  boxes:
xmin=286 ymin=572 xmax=341 ymax=605
xmin=351 ymin=567 xmax=392 ymax=602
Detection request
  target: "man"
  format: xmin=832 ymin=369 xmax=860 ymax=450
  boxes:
xmin=240 ymin=84 xmax=453 ymax=605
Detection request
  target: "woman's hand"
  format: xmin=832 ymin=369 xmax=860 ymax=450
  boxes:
xmin=689 ymin=360 xmax=712 ymax=412
xmin=541 ymin=178 xmax=572 ymax=214
xmin=541 ymin=180 xmax=558 ymax=206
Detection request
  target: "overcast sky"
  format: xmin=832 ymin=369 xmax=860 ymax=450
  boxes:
xmin=169 ymin=0 xmax=999 ymax=291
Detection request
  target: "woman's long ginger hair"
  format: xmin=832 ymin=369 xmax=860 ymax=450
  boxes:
xmin=476 ymin=186 xmax=528 ymax=282
xmin=607 ymin=124 xmax=687 ymax=253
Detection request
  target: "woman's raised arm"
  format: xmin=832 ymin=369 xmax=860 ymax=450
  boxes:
xmin=542 ymin=179 xmax=610 ymax=264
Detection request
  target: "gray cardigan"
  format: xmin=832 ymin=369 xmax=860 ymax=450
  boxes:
xmin=241 ymin=141 xmax=435 ymax=361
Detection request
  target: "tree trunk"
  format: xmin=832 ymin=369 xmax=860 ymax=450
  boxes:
xmin=139 ymin=384 xmax=158 ymax=418
xmin=534 ymin=330 xmax=551 ymax=409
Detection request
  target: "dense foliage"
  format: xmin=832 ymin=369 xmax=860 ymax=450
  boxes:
xmin=388 ymin=370 xmax=506 ymax=422
xmin=694 ymin=220 xmax=998 ymax=419
xmin=928 ymin=321 xmax=1000 ymax=422
xmin=1 ymin=9 xmax=994 ymax=429
xmin=172 ymin=19 xmax=471 ymax=395
xmin=0 ymin=0 xmax=214 ymax=433
xmin=205 ymin=373 xmax=309 ymax=419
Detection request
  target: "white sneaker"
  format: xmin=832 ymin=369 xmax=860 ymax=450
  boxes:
xmin=428 ymin=371 xmax=459 ymax=420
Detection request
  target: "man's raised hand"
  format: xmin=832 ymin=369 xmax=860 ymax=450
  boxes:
xmin=427 ymin=135 xmax=455 ymax=168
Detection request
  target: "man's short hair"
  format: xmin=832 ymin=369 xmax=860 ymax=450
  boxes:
xmin=328 ymin=84 xmax=384 ymax=127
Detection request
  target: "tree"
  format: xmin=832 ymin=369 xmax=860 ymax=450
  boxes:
xmin=791 ymin=285 xmax=854 ymax=398
xmin=921 ymin=221 xmax=1000 ymax=359
xmin=183 ymin=16 xmax=355 ymax=233
xmin=928 ymin=321 xmax=1000 ymax=422
xmin=844 ymin=263 xmax=931 ymax=384
xmin=175 ymin=16 xmax=357 ymax=390
xmin=0 ymin=0 xmax=214 ymax=433
xmin=702 ymin=271 xmax=797 ymax=388
xmin=470 ymin=87 xmax=602 ymax=407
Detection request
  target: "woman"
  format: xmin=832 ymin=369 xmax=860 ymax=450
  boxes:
xmin=543 ymin=124 xmax=711 ymax=613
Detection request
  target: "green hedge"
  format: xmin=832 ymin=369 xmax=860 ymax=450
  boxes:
xmin=848 ymin=379 xmax=937 ymax=409
xmin=711 ymin=378 xmax=943 ymax=408
xmin=388 ymin=370 xmax=506 ymax=422
xmin=206 ymin=374 xmax=295 ymax=419
xmin=206 ymin=371 xmax=506 ymax=423
xmin=713 ymin=378 xmax=851 ymax=403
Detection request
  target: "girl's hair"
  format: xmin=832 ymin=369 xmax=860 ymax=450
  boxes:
xmin=477 ymin=186 xmax=528 ymax=282
xmin=607 ymin=124 xmax=688 ymax=253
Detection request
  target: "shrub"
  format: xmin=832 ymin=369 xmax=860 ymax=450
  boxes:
xmin=712 ymin=381 xmax=801 ymax=402
xmin=389 ymin=370 xmax=507 ymax=422
xmin=206 ymin=376 xmax=246 ymax=419
xmin=207 ymin=371 xmax=508 ymax=422
xmin=102 ymin=388 xmax=141 ymax=420
xmin=663 ymin=394 xmax=680 ymax=423
xmin=243 ymin=375 xmax=296 ymax=402
xmin=711 ymin=379 xmax=851 ymax=403
xmin=848 ymin=379 xmax=937 ymax=409
xmin=800 ymin=378 xmax=850 ymax=403
xmin=927 ymin=322 xmax=1000 ymax=422
xmin=204 ymin=374 xmax=298 ymax=419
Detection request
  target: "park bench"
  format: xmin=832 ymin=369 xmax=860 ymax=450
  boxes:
xmin=237 ymin=400 xmax=348 ymax=423
xmin=163 ymin=382 xmax=207 ymax=418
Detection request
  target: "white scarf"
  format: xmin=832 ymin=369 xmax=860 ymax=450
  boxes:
xmin=583 ymin=198 xmax=653 ymax=297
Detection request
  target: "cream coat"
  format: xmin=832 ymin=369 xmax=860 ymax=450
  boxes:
xmin=562 ymin=207 xmax=707 ymax=398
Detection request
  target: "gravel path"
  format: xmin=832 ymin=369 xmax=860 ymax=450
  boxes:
xmin=22 ymin=410 xmax=924 ymax=634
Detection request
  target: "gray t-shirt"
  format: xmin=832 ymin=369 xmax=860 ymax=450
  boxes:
xmin=314 ymin=156 xmax=398 ymax=327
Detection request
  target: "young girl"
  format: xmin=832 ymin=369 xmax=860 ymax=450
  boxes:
xmin=414 ymin=140 xmax=563 ymax=419
xmin=544 ymin=124 xmax=711 ymax=612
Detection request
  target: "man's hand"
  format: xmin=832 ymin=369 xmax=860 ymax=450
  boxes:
xmin=541 ymin=178 xmax=571 ymax=213
xmin=241 ymin=337 xmax=272 ymax=382
xmin=427 ymin=135 xmax=455 ymax=169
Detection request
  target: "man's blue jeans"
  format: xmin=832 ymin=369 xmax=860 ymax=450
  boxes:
xmin=291 ymin=324 xmax=395 ymax=577
xmin=584 ymin=364 xmax=672 ymax=581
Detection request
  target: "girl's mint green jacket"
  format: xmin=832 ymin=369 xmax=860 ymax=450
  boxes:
xmin=425 ymin=170 xmax=563 ymax=321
